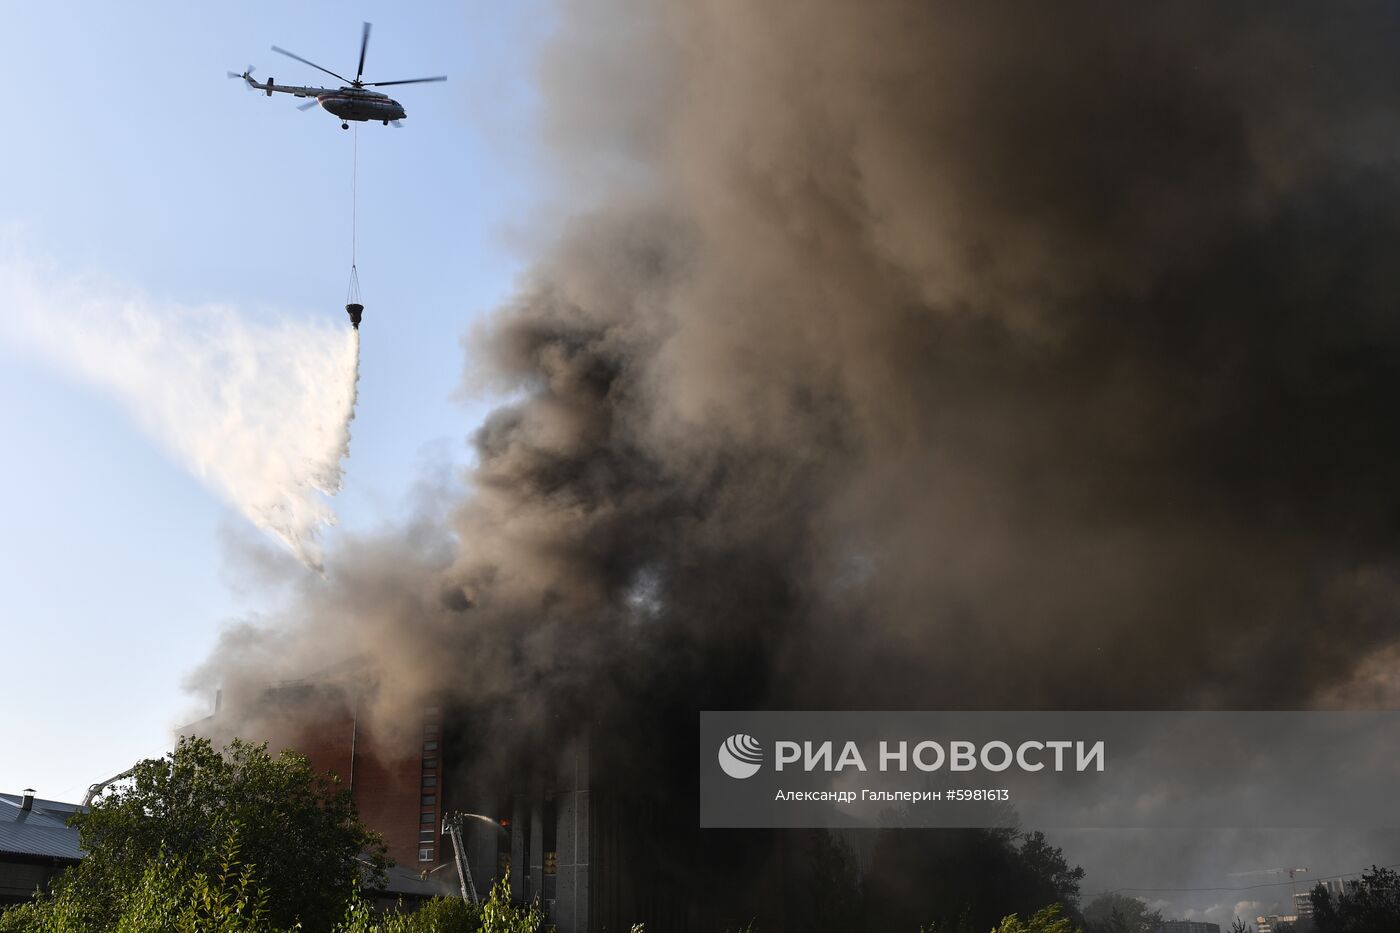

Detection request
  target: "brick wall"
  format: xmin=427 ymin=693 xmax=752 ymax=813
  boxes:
xmin=230 ymin=686 xmax=445 ymax=873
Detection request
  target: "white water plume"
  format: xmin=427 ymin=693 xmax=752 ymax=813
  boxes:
xmin=2 ymin=251 xmax=360 ymax=571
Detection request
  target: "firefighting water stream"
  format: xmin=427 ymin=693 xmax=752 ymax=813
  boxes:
xmin=4 ymin=250 xmax=361 ymax=572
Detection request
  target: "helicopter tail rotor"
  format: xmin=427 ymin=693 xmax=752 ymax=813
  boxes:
xmin=227 ymin=66 xmax=257 ymax=89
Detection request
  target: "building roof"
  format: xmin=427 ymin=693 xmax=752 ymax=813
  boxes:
xmin=0 ymin=793 xmax=84 ymax=821
xmin=0 ymin=793 xmax=85 ymax=862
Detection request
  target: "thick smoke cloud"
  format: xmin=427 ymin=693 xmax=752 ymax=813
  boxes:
xmin=201 ymin=0 xmax=1400 ymax=757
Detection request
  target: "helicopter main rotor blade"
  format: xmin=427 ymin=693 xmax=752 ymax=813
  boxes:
xmin=270 ymin=45 xmax=352 ymax=84
xmin=356 ymin=22 xmax=372 ymax=84
xmin=365 ymin=75 xmax=447 ymax=87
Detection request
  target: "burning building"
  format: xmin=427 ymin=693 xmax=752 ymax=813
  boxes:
xmin=201 ymin=673 xmax=777 ymax=931
xmin=194 ymin=0 xmax=1400 ymax=927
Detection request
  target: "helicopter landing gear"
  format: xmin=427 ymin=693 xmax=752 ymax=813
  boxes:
xmin=341 ymin=121 xmax=349 ymax=130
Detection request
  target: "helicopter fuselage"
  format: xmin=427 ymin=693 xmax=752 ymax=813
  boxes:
xmin=242 ymin=75 xmax=406 ymax=124
xmin=318 ymin=86 xmax=406 ymax=123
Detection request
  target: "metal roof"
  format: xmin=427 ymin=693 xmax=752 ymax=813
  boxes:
xmin=0 ymin=794 xmax=83 ymax=820
xmin=0 ymin=794 xmax=84 ymax=861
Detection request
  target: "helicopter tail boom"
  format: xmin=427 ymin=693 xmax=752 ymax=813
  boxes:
xmin=236 ymin=72 xmax=329 ymax=101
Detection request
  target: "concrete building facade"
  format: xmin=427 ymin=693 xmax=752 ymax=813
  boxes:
xmin=1294 ymin=878 xmax=1359 ymax=919
xmin=207 ymin=673 xmax=796 ymax=932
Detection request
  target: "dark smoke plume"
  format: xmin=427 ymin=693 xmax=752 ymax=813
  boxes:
xmin=198 ymin=0 xmax=1400 ymax=774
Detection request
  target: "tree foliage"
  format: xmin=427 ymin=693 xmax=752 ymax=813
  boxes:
xmin=991 ymin=904 xmax=1080 ymax=933
xmin=0 ymin=828 xmax=270 ymax=933
xmin=335 ymin=874 xmax=538 ymax=933
xmin=1309 ymin=867 xmax=1400 ymax=933
xmin=864 ymin=827 xmax=1085 ymax=932
xmin=1 ymin=846 xmax=537 ymax=933
xmin=394 ymin=895 xmax=483 ymax=933
xmin=1081 ymin=893 xmax=1162 ymax=933
xmin=476 ymin=872 xmax=544 ymax=933
xmin=26 ymin=736 xmax=385 ymax=932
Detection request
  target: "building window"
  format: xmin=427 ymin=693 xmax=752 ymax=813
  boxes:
xmin=422 ymin=757 xmax=437 ymax=770
xmin=423 ymin=775 xmax=437 ymax=787
xmin=422 ymin=795 xmax=437 ymax=807
xmin=419 ymin=848 xmax=434 ymax=862
xmin=423 ymin=740 xmax=438 ymax=752
xmin=420 ymin=830 xmax=435 ymax=843
xmin=424 ymin=722 xmax=438 ymax=736
xmin=421 ymin=812 xmax=435 ymax=825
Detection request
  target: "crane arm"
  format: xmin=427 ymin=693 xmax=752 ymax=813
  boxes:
xmin=81 ymin=768 xmax=135 ymax=808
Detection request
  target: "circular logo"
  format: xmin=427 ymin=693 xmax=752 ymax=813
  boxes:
xmin=718 ymin=733 xmax=763 ymax=779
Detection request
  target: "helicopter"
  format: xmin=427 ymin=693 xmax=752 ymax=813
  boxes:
xmin=230 ymin=22 xmax=445 ymax=129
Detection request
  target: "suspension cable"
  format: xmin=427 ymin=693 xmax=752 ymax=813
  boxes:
xmin=347 ymin=125 xmax=360 ymax=304
xmin=351 ymin=124 xmax=358 ymax=267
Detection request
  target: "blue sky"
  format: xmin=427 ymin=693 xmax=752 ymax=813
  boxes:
xmin=0 ymin=1 xmax=549 ymax=800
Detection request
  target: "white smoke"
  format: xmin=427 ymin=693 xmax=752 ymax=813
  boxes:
xmin=2 ymin=249 xmax=360 ymax=571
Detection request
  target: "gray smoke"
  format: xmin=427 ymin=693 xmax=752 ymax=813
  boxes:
xmin=199 ymin=0 xmax=1400 ymax=764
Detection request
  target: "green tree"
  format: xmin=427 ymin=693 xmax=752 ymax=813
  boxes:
xmin=0 ymin=827 xmax=272 ymax=933
xmin=475 ymin=872 xmax=543 ymax=933
xmin=1082 ymin=892 xmax=1162 ymax=933
xmin=399 ymin=896 xmax=482 ymax=933
xmin=992 ymin=903 xmax=1081 ymax=933
xmin=1310 ymin=867 xmax=1400 ymax=933
xmin=335 ymin=873 xmax=539 ymax=933
xmin=2 ymin=843 xmax=532 ymax=933
xmin=50 ymin=736 xmax=384 ymax=932
xmin=1019 ymin=832 xmax=1088 ymax=908
xmin=865 ymin=827 xmax=1085 ymax=932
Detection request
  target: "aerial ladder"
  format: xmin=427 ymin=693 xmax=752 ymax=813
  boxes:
xmin=439 ymin=811 xmax=513 ymax=903
xmin=441 ymin=812 xmax=480 ymax=903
